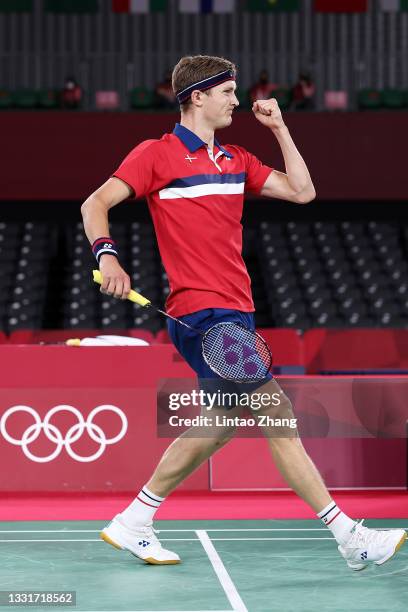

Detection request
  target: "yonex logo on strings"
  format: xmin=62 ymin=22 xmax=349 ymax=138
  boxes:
xmin=0 ymin=405 xmax=127 ymax=463
xmin=223 ymin=332 xmax=260 ymax=377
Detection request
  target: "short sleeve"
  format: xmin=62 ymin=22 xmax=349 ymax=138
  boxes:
xmin=241 ymin=148 xmax=273 ymax=195
xmin=112 ymin=140 xmax=168 ymax=199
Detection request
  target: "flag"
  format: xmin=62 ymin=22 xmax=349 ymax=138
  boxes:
xmin=112 ymin=0 xmax=167 ymax=12
xmin=0 ymin=0 xmax=32 ymax=11
xmin=380 ymin=0 xmax=408 ymax=10
xmin=245 ymin=0 xmax=299 ymax=12
xmin=45 ymin=0 xmax=99 ymax=12
xmin=314 ymin=0 xmax=367 ymax=12
xmin=179 ymin=0 xmax=235 ymax=13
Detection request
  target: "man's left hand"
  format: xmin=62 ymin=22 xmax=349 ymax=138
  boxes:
xmin=252 ymin=98 xmax=285 ymax=131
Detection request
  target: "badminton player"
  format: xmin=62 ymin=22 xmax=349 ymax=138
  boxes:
xmin=81 ymin=55 xmax=406 ymax=569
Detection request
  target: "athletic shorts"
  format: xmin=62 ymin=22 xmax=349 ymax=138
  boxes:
xmin=167 ymin=308 xmax=273 ymax=404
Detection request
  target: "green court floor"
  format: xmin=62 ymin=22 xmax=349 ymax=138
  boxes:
xmin=0 ymin=519 xmax=406 ymax=612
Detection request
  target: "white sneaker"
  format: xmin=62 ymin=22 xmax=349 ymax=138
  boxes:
xmin=100 ymin=514 xmax=180 ymax=565
xmin=338 ymin=520 xmax=407 ymax=571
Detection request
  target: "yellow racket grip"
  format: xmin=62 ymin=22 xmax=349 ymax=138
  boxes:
xmin=92 ymin=270 xmax=151 ymax=307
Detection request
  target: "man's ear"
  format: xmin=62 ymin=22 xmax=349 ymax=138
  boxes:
xmin=190 ymin=89 xmax=207 ymax=107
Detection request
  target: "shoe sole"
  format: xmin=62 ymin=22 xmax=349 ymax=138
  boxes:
xmin=100 ymin=531 xmax=123 ymax=550
xmin=348 ymin=562 xmax=368 ymax=571
xmin=130 ymin=552 xmax=180 ymax=565
xmin=100 ymin=530 xmax=181 ymax=565
xmin=374 ymin=531 xmax=407 ymax=566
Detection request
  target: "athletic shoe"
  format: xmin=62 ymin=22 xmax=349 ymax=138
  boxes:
xmin=100 ymin=514 xmax=180 ymax=565
xmin=338 ymin=519 xmax=407 ymax=571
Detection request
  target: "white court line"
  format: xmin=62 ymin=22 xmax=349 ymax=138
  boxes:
xmin=0 ymin=528 xmax=329 ymax=533
xmin=0 ymin=537 xmax=336 ymax=543
xmin=196 ymin=530 xmax=247 ymax=612
xmin=0 ymin=538 xmax=197 ymax=543
xmin=0 ymin=527 xmax=406 ymax=533
xmin=0 ymin=539 xmax=102 ymax=543
xmin=206 ymin=537 xmax=335 ymax=541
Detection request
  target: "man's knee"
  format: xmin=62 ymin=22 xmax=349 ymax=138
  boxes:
xmin=268 ymin=435 xmax=304 ymax=451
xmin=254 ymin=392 xmax=295 ymax=420
xmin=251 ymin=391 xmax=298 ymax=438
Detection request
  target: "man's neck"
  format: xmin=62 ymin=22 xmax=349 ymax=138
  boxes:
xmin=180 ymin=117 xmax=215 ymax=152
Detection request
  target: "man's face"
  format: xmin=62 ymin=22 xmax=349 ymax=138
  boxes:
xmin=200 ymin=80 xmax=239 ymax=129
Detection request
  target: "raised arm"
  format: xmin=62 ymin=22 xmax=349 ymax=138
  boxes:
xmin=252 ymin=98 xmax=316 ymax=204
xmin=81 ymin=176 xmax=133 ymax=299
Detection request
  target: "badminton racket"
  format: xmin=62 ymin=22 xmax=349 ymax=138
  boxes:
xmin=93 ymin=270 xmax=272 ymax=383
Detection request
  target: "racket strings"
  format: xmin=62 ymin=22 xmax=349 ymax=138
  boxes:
xmin=202 ymin=323 xmax=271 ymax=382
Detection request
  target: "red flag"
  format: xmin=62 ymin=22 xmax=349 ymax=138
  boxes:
xmin=112 ymin=0 xmax=129 ymax=11
xmin=314 ymin=0 xmax=367 ymax=12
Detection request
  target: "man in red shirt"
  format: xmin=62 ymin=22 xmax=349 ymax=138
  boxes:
xmin=81 ymin=55 xmax=406 ymax=569
xmin=249 ymin=69 xmax=279 ymax=104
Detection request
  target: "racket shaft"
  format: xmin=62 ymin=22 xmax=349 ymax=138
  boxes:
xmin=92 ymin=270 xmax=198 ymax=331
xmin=156 ymin=308 xmax=199 ymax=332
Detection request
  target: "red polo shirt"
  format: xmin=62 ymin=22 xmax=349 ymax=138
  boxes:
xmin=113 ymin=123 xmax=273 ymax=317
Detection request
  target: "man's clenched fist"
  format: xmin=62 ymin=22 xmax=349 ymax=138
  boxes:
xmin=252 ymin=98 xmax=285 ymax=131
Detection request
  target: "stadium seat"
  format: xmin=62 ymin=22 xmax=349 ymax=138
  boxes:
xmin=0 ymin=90 xmax=12 ymax=108
xmin=357 ymin=89 xmax=382 ymax=110
xmin=63 ymin=315 xmax=98 ymax=328
xmin=382 ymin=89 xmax=404 ymax=109
xmin=257 ymin=328 xmax=304 ymax=374
xmin=324 ymin=91 xmax=348 ymax=111
xmin=37 ymin=89 xmax=58 ymax=109
xmin=129 ymin=87 xmax=155 ymax=109
xmin=2 ymin=219 xmax=408 ymax=334
xmin=272 ymin=88 xmax=291 ymax=110
xmin=95 ymin=90 xmax=120 ymax=110
xmin=304 ymin=329 xmax=408 ymax=374
xmin=275 ymin=313 xmax=310 ymax=329
xmin=13 ymin=89 xmax=38 ymax=108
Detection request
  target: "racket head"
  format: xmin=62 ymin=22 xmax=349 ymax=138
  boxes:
xmin=201 ymin=322 xmax=272 ymax=383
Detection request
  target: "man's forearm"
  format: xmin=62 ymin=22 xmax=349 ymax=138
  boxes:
xmin=81 ymin=196 xmax=111 ymax=245
xmin=272 ymin=125 xmax=315 ymax=197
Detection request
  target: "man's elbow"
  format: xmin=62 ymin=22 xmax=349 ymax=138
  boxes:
xmin=81 ymin=194 xmax=105 ymax=219
xmin=80 ymin=196 xmax=93 ymax=218
xmin=294 ymin=186 xmax=316 ymax=204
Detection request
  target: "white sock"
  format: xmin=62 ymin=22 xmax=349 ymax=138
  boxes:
xmin=120 ymin=485 xmax=165 ymax=529
xmin=317 ymin=501 xmax=357 ymax=545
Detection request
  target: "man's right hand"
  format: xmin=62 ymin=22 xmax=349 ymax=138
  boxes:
xmin=99 ymin=255 xmax=131 ymax=300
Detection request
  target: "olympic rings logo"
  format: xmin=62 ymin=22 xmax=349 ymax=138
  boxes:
xmin=0 ymin=405 xmax=127 ymax=463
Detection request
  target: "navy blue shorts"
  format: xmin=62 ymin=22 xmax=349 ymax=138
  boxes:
xmin=167 ymin=308 xmax=272 ymax=399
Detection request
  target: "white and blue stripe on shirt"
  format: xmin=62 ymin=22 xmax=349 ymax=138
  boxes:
xmin=159 ymin=172 xmax=246 ymax=200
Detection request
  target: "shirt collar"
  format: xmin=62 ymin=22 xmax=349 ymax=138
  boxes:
xmin=173 ymin=123 xmax=233 ymax=158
